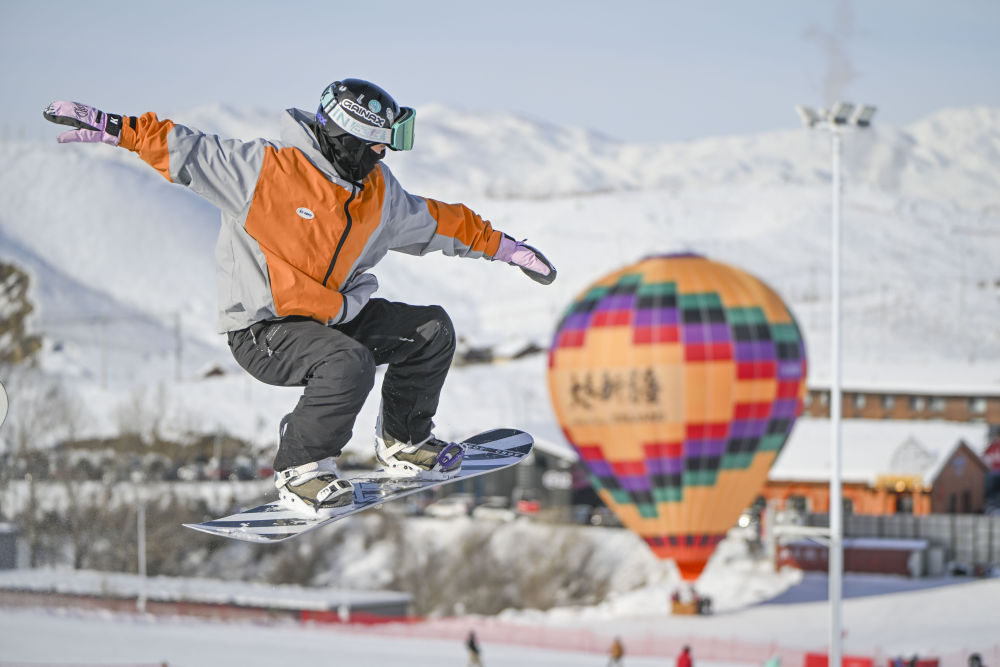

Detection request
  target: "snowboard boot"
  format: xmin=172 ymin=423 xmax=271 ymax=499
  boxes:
xmin=375 ymin=414 xmax=464 ymax=478
xmin=274 ymin=457 xmax=354 ymax=515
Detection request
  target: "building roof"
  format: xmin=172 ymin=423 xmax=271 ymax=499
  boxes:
xmin=769 ymin=418 xmax=990 ymax=486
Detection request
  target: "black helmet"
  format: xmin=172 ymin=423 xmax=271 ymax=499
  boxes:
xmin=316 ymin=78 xmax=415 ymax=151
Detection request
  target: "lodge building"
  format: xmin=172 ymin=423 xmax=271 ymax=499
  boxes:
xmin=762 ymin=386 xmax=999 ymax=517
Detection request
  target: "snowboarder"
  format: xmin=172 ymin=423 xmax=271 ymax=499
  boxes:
xmin=676 ymin=645 xmax=693 ymax=667
xmin=43 ymin=79 xmax=555 ymax=513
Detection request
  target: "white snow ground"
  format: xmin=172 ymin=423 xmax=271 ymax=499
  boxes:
xmin=0 ymin=533 xmax=997 ymax=665
xmin=0 ymin=567 xmax=997 ymax=666
xmin=0 ymin=606 xmax=746 ymax=667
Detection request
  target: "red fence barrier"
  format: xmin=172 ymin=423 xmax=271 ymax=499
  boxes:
xmin=332 ymin=617 xmax=999 ymax=667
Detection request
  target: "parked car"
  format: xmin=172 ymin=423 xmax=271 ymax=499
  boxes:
xmin=472 ymin=497 xmax=516 ymax=522
xmin=512 ymin=488 xmax=541 ymax=516
xmin=424 ymin=494 xmax=474 ymax=518
xmin=176 ymin=463 xmax=205 ymax=481
xmin=513 ymin=499 xmax=538 ymax=515
xmin=571 ymin=504 xmax=595 ymax=525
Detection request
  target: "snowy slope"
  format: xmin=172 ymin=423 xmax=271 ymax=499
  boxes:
xmin=1 ymin=103 xmax=998 ymax=667
xmin=0 ymin=103 xmax=998 ymax=451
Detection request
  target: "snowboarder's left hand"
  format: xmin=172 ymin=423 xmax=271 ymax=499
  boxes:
xmin=495 ymin=235 xmax=556 ymax=285
xmin=43 ymin=101 xmax=126 ymax=146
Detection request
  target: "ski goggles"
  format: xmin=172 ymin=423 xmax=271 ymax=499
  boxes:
xmin=320 ymin=94 xmax=416 ymax=151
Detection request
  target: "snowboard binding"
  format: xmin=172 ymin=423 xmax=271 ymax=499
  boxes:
xmin=274 ymin=457 xmax=355 ymax=516
xmin=375 ymin=415 xmax=464 ymax=479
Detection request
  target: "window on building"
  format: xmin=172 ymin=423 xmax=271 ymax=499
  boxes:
xmin=803 ymin=392 xmax=813 ymax=408
xmin=882 ymin=395 xmax=896 ymax=411
xmin=820 ymin=391 xmax=829 ymax=406
xmin=853 ymin=394 xmax=867 ymax=410
xmin=947 ymin=493 xmax=957 ymax=514
xmin=787 ymin=495 xmax=808 ymax=512
xmin=930 ymin=397 xmax=946 ymax=413
xmin=895 ymin=495 xmax=913 ymax=514
xmin=909 ymin=396 xmax=926 ymax=412
xmin=969 ymin=397 xmax=987 ymax=414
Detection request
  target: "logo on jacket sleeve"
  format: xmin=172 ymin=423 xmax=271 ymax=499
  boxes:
xmin=296 ymin=207 xmax=315 ymax=220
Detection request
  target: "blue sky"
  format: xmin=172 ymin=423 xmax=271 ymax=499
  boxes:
xmin=2 ymin=0 xmax=998 ymax=143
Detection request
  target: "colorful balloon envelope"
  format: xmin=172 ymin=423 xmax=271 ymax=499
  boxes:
xmin=547 ymin=254 xmax=807 ymax=580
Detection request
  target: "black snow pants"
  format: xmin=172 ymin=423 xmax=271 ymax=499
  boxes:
xmin=227 ymin=299 xmax=456 ymax=472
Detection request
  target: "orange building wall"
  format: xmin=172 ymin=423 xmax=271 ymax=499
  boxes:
xmin=762 ymin=480 xmax=932 ymax=516
xmin=804 ymin=390 xmax=1000 ymax=423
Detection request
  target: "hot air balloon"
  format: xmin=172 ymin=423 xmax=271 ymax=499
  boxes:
xmin=547 ymin=254 xmax=807 ymax=580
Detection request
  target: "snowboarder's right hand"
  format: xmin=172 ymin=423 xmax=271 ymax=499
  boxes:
xmin=43 ymin=101 xmax=126 ymax=146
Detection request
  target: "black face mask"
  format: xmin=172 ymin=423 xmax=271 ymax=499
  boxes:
xmin=315 ymin=127 xmax=384 ymax=184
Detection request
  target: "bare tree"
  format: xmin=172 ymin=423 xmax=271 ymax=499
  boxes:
xmin=0 ymin=262 xmax=43 ymax=366
xmin=114 ymin=385 xmax=168 ymax=445
xmin=0 ymin=367 xmax=86 ymax=565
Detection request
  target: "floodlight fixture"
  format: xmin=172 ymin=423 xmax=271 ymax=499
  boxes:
xmin=795 ymin=102 xmax=877 ymax=130
xmin=852 ymin=104 xmax=877 ymax=127
xmin=830 ymin=102 xmax=855 ymax=125
xmin=795 ymin=105 xmax=822 ymax=128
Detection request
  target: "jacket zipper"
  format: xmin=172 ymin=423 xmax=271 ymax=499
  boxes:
xmin=323 ymin=185 xmax=356 ymax=288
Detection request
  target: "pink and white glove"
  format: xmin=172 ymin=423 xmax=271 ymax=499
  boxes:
xmin=43 ymin=101 xmax=126 ymax=146
xmin=494 ymin=235 xmax=556 ymax=285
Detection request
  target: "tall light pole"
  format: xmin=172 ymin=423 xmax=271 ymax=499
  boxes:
xmin=795 ymin=101 xmax=876 ymax=667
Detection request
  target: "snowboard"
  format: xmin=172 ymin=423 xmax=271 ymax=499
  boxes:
xmin=184 ymin=428 xmax=533 ymax=543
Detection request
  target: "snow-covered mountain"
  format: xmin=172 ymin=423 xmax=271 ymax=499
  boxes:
xmin=0 ymin=103 xmax=997 ymax=451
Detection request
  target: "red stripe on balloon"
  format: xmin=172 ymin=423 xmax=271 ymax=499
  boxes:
xmin=591 ymin=310 xmax=632 ymax=327
xmin=776 ymin=380 xmax=802 ymax=398
xmin=557 ymin=329 xmax=586 ymax=348
xmin=633 ymin=325 xmax=680 ymax=344
xmin=576 ymin=445 xmax=605 ymax=462
xmin=733 ymin=402 xmax=771 ymax=419
xmin=736 ymin=360 xmax=776 ymax=379
xmin=643 ymin=442 xmax=683 ymax=458
xmin=611 ymin=460 xmax=647 ymax=476
xmin=686 ymin=423 xmax=728 ymax=440
xmin=684 ymin=342 xmax=733 ymax=361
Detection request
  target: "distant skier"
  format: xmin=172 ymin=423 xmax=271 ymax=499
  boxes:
xmin=607 ymin=636 xmax=624 ymax=665
xmin=466 ymin=630 xmax=483 ymax=666
xmin=676 ymin=645 xmax=693 ymax=667
xmin=43 ymin=79 xmax=555 ymax=513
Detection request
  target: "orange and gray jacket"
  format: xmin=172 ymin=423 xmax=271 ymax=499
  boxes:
xmin=117 ymin=108 xmax=504 ymax=332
